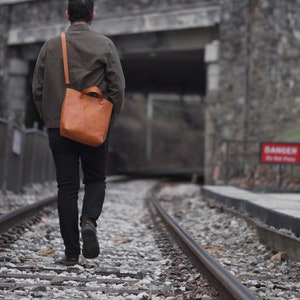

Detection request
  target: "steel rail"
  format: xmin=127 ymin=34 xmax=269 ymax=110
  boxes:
xmin=0 ymin=196 xmax=57 ymax=234
xmin=148 ymin=188 xmax=258 ymax=300
xmin=0 ymin=176 xmax=128 ymax=234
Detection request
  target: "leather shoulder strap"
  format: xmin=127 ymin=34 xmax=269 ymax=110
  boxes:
xmin=61 ymin=32 xmax=70 ymax=86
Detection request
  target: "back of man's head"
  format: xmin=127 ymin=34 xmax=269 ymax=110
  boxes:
xmin=68 ymin=0 xmax=94 ymax=24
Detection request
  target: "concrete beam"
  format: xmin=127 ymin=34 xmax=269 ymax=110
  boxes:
xmin=115 ymin=27 xmax=216 ymax=55
xmin=92 ymin=6 xmax=220 ymax=35
xmin=7 ymin=6 xmax=219 ymax=45
xmin=8 ymin=23 xmax=68 ymax=45
xmin=0 ymin=0 xmax=34 ymax=4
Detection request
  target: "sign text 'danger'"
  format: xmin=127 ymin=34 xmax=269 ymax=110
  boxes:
xmin=261 ymin=142 xmax=300 ymax=164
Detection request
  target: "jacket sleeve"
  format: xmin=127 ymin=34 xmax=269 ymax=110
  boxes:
xmin=32 ymin=43 xmax=47 ymax=120
xmin=105 ymin=41 xmax=125 ymax=123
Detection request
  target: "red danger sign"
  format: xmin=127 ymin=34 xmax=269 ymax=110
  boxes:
xmin=261 ymin=142 xmax=300 ymax=164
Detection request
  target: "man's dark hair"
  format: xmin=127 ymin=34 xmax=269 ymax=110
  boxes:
xmin=68 ymin=0 xmax=94 ymax=23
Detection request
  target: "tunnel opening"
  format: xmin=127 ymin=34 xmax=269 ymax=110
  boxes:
xmin=109 ymin=46 xmax=206 ymax=177
xmin=122 ymin=49 xmax=206 ymax=94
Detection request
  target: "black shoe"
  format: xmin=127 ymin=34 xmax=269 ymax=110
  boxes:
xmin=81 ymin=221 xmax=99 ymax=259
xmin=57 ymin=255 xmax=79 ymax=266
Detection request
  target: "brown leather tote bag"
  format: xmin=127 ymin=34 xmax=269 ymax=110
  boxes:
xmin=60 ymin=32 xmax=113 ymax=147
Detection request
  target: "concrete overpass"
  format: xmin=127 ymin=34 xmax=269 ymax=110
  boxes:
xmin=1 ymin=0 xmax=219 ymax=120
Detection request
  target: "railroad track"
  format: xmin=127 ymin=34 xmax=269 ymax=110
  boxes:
xmin=0 ymin=196 xmax=56 ymax=242
xmin=147 ymin=185 xmax=257 ymax=300
xmin=0 ymin=179 xmax=285 ymax=299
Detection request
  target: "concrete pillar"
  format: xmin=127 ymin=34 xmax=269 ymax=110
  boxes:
xmin=204 ymin=40 xmax=219 ymax=184
xmin=6 ymin=58 xmax=29 ymax=125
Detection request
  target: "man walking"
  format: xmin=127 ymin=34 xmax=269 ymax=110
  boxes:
xmin=32 ymin=0 xmax=125 ymax=265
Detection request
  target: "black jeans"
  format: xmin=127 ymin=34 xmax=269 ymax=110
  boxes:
xmin=48 ymin=129 xmax=109 ymax=258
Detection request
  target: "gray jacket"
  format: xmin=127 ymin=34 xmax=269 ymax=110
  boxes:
xmin=32 ymin=24 xmax=125 ymax=128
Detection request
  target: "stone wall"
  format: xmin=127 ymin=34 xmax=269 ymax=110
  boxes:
xmin=219 ymin=0 xmax=300 ymax=140
xmin=9 ymin=1 xmax=65 ymax=27
xmin=207 ymin=0 xmax=300 ymax=182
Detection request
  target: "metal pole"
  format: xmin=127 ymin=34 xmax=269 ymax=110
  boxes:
xmin=41 ymin=130 xmax=47 ymax=183
xmin=243 ymin=0 xmax=253 ymax=156
xmin=225 ymin=140 xmax=230 ymax=185
xmin=278 ymin=164 xmax=282 ymax=190
xmin=2 ymin=118 xmax=13 ymax=198
xmin=146 ymin=94 xmax=153 ymax=164
xmin=17 ymin=125 xmax=26 ymax=190
xmin=29 ymin=122 xmax=38 ymax=185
